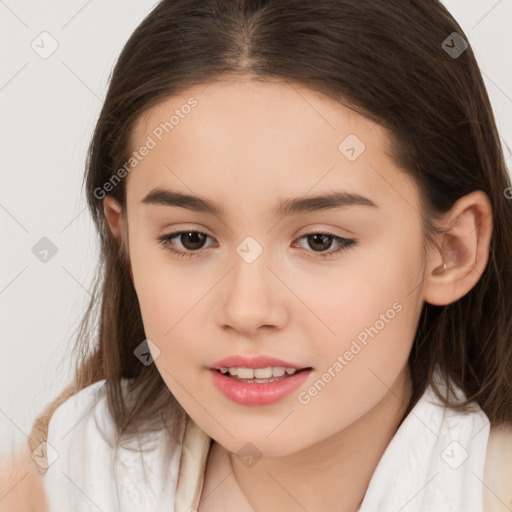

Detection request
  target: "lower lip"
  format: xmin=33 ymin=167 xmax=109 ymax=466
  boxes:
xmin=208 ymin=368 xmax=312 ymax=406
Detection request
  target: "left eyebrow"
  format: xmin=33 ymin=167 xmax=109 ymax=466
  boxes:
xmin=140 ymin=187 xmax=379 ymax=217
xmin=274 ymin=190 xmax=379 ymax=217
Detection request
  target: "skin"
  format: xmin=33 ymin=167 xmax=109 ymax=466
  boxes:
xmin=101 ymin=78 xmax=492 ymax=512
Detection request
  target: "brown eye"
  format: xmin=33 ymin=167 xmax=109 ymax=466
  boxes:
xmin=157 ymin=230 xmax=214 ymax=258
xmin=306 ymin=233 xmax=335 ymax=252
xmin=178 ymin=231 xmax=208 ymax=250
xmin=292 ymin=232 xmax=356 ymax=259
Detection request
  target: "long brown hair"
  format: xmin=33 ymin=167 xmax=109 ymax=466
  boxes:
xmin=29 ymin=0 xmax=512 ymax=461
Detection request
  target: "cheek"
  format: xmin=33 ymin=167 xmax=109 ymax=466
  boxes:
xmin=293 ymin=266 xmax=420 ymax=442
xmin=303 ymin=230 xmax=423 ymax=371
xmin=129 ymin=230 xmax=201 ymax=335
xmin=129 ymin=245 xmax=221 ymax=374
xmin=131 ymin=258 xmax=208 ymax=398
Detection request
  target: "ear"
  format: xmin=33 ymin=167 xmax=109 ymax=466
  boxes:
xmin=103 ymin=196 xmax=135 ymax=286
xmin=103 ymin=195 xmax=123 ymax=239
xmin=422 ymin=190 xmax=493 ymax=306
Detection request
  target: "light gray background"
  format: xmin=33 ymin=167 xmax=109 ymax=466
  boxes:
xmin=1 ymin=0 xmax=511 ymax=458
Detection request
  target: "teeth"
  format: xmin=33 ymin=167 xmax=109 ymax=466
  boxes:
xmin=238 ymin=367 xmax=256 ymax=379
xmin=219 ymin=366 xmax=297 ymax=378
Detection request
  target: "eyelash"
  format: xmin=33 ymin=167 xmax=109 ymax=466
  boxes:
xmin=156 ymin=230 xmax=356 ymax=260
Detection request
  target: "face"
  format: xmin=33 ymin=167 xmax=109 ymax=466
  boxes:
xmin=117 ymin=78 xmax=428 ymax=456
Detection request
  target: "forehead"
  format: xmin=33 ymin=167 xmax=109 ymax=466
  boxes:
xmin=131 ymin=79 xmax=375 ymax=156
xmin=127 ymin=79 xmax=420 ymax=219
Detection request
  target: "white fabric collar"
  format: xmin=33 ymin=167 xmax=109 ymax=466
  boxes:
xmin=357 ymin=372 xmax=490 ymax=511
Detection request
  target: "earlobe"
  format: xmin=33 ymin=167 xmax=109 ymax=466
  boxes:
xmin=422 ymin=191 xmax=493 ymax=306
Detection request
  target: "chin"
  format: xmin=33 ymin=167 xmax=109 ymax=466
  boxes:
xmin=212 ymin=429 xmax=308 ymax=459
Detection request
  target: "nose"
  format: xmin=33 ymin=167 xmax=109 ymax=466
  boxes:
xmin=218 ymin=250 xmax=289 ymax=335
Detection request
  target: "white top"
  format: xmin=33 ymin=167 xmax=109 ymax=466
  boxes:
xmin=42 ymin=372 xmax=491 ymax=512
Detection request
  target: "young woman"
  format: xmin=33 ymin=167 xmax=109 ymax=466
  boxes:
xmin=3 ymin=0 xmax=512 ymax=511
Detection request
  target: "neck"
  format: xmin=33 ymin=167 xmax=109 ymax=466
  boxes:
xmin=227 ymin=365 xmax=413 ymax=512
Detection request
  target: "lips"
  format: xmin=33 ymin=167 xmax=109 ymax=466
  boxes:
xmin=209 ymin=366 xmax=313 ymax=405
xmin=210 ymin=355 xmax=310 ymax=370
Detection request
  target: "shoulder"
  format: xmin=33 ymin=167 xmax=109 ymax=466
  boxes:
xmin=42 ymin=379 xmax=119 ymax=510
xmin=46 ymin=379 xmax=113 ymax=449
xmin=43 ymin=379 xmax=185 ymax=511
xmin=46 ymin=379 xmax=110 ymax=435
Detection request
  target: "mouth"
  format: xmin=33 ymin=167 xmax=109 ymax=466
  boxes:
xmin=208 ymin=366 xmax=313 ymax=405
xmin=214 ymin=366 xmax=313 ymax=383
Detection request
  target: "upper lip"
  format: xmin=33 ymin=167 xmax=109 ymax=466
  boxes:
xmin=210 ymin=355 xmax=311 ymax=370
